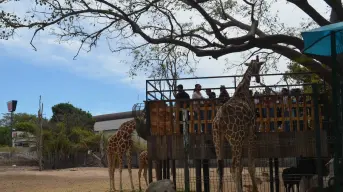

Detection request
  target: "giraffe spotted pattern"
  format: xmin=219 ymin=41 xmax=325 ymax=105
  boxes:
xmin=212 ymin=56 xmax=264 ymax=192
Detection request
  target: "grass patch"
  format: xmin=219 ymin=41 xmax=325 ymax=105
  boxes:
xmin=0 ymin=146 xmax=21 ymax=153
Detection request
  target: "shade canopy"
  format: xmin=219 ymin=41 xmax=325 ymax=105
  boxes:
xmin=301 ymin=21 xmax=343 ymax=56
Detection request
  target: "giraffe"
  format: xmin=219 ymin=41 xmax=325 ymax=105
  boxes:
xmin=212 ymin=55 xmax=265 ymax=192
xmin=107 ymin=119 xmax=136 ymax=192
xmin=138 ymin=150 xmax=173 ymax=191
xmin=138 ymin=150 xmax=148 ymax=191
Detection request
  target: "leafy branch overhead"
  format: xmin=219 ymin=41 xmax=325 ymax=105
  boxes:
xmin=1 ymin=0 xmax=342 ymax=84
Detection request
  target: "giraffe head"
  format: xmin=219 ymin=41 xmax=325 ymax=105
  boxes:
xmin=134 ymin=104 xmax=149 ymax=140
xmin=244 ymin=55 xmax=265 ymax=83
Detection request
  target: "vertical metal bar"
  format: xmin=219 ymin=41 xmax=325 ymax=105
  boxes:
xmin=172 ymin=160 xmax=176 ymax=189
xmin=183 ymin=109 xmax=190 ymax=192
xmin=331 ymin=31 xmax=342 ymax=192
xmin=195 ymin=159 xmax=202 ymax=192
xmin=146 ymin=80 xmax=154 ymax=184
xmin=274 ymin=158 xmax=279 ymax=192
xmin=312 ymin=84 xmax=324 ymax=190
xmin=166 ymin=159 xmax=170 ymax=179
xmin=148 ymin=159 xmax=153 ymax=183
xmin=163 ymin=160 xmax=167 ymax=179
xmin=10 ymin=111 xmax=13 ymax=147
xmin=158 ymin=160 xmax=162 ymax=180
xmin=269 ymin=158 xmax=274 ymax=192
xmin=203 ymin=159 xmax=210 ymax=192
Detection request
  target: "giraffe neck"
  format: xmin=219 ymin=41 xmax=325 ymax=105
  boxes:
xmin=233 ymin=65 xmax=254 ymax=106
xmin=124 ymin=119 xmax=136 ymax=135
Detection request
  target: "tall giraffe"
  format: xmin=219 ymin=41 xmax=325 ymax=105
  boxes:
xmin=212 ymin=55 xmax=265 ymax=192
xmin=107 ymin=119 xmax=136 ymax=192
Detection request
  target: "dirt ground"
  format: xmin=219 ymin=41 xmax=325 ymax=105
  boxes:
xmin=0 ymin=166 xmax=285 ymax=192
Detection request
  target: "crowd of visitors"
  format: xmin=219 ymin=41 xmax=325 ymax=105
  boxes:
xmin=174 ymin=83 xmax=311 ymax=134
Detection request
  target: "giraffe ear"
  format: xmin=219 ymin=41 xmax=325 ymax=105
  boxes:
xmin=244 ymin=63 xmax=250 ymax=66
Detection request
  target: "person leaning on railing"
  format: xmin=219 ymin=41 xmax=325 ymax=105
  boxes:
xmin=192 ymin=84 xmax=205 ymax=133
xmin=175 ymin=84 xmax=190 ymax=134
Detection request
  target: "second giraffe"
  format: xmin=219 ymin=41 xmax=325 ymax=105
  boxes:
xmin=212 ymin=56 xmax=265 ymax=192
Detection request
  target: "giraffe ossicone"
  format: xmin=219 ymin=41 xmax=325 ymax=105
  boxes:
xmin=212 ymin=55 xmax=265 ymax=192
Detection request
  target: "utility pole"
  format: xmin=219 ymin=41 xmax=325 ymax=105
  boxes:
xmin=6 ymin=100 xmax=18 ymax=147
xmin=37 ymin=96 xmax=44 ymax=171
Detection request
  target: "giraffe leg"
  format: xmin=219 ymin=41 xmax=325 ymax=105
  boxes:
xmin=231 ymin=143 xmax=243 ymax=192
xmin=212 ymin=125 xmax=224 ymax=192
xmin=107 ymin=152 xmax=116 ymax=192
xmin=143 ymin=164 xmax=148 ymax=187
xmin=248 ymin=133 xmax=259 ymax=192
xmin=118 ymin=155 xmax=123 ymax=191
xmin=138 ymin=159 xmax=143 ymax=191
xmin=126 ymin=148 xmax=135 ymax=191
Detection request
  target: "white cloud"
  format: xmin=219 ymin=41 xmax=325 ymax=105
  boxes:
xmin=1 ymin=0 xmax=330 ymax=98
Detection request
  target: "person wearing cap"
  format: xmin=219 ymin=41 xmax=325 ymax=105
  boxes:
xmin=218 ymin=85 xmax=230 ymax=104
xmin=175 ymin=84 xmax=190 ymax=134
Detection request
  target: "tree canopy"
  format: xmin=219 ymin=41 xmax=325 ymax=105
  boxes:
xmin=0 ymin=0 xmax=341 ymax=84
xmin=50 ymin=102 xmax=95 ymax=131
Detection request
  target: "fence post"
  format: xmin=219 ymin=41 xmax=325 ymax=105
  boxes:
xmin=274 ymin=158 xmax=279 ymax=192
xmin=312 ymin=83 xmax=324 ymax=190
xmin=269 ymin=158 xmax=274 ymax=192
xmin=146 ymin=102 xmax=153 ymax=184
xmin=182 ymin=109 xmax=190 ymax=192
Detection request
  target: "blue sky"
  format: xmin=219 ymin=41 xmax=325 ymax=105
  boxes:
xmin=0 ymin=0 xmax=329 ymax=119
xmin=0 ymin=47 xmax=144 ymax=118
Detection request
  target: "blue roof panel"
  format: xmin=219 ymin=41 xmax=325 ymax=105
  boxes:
xmin=301 ymin=21 xmax=343 ymax=56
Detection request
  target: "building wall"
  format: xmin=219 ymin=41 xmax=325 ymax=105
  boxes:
xmin=94 ymin=118 xmax=134 ymax=132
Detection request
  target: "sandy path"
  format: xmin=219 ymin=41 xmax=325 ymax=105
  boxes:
xmin=0 ymin=166 xmax=139 ymax=192
xmin=0 ymin=166 xmax=283 ymax=192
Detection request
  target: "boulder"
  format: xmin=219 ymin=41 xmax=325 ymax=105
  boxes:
xmin=145 ymin=179 xmax=175 ymax=192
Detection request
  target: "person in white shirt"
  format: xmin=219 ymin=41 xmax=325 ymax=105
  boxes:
xmin=192 ymin=84 xmax=205 ymax=133
xmin=192 ymin=84 xmax=205 ymax=99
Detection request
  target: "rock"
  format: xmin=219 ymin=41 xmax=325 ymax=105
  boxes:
xmin=145 ymin=179 xmax=175 ymax=192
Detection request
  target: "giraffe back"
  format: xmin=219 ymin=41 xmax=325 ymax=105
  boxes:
xmin=107 ymin=119 xmax=136 ymax=154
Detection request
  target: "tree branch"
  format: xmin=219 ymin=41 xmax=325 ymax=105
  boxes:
xmin=324 ymin=0 xmax=343 ymax=21
xmin=267 ymin=44 xmax=332 ymax=84
xmin=287 ymin=0 xmax=331 ymax=26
